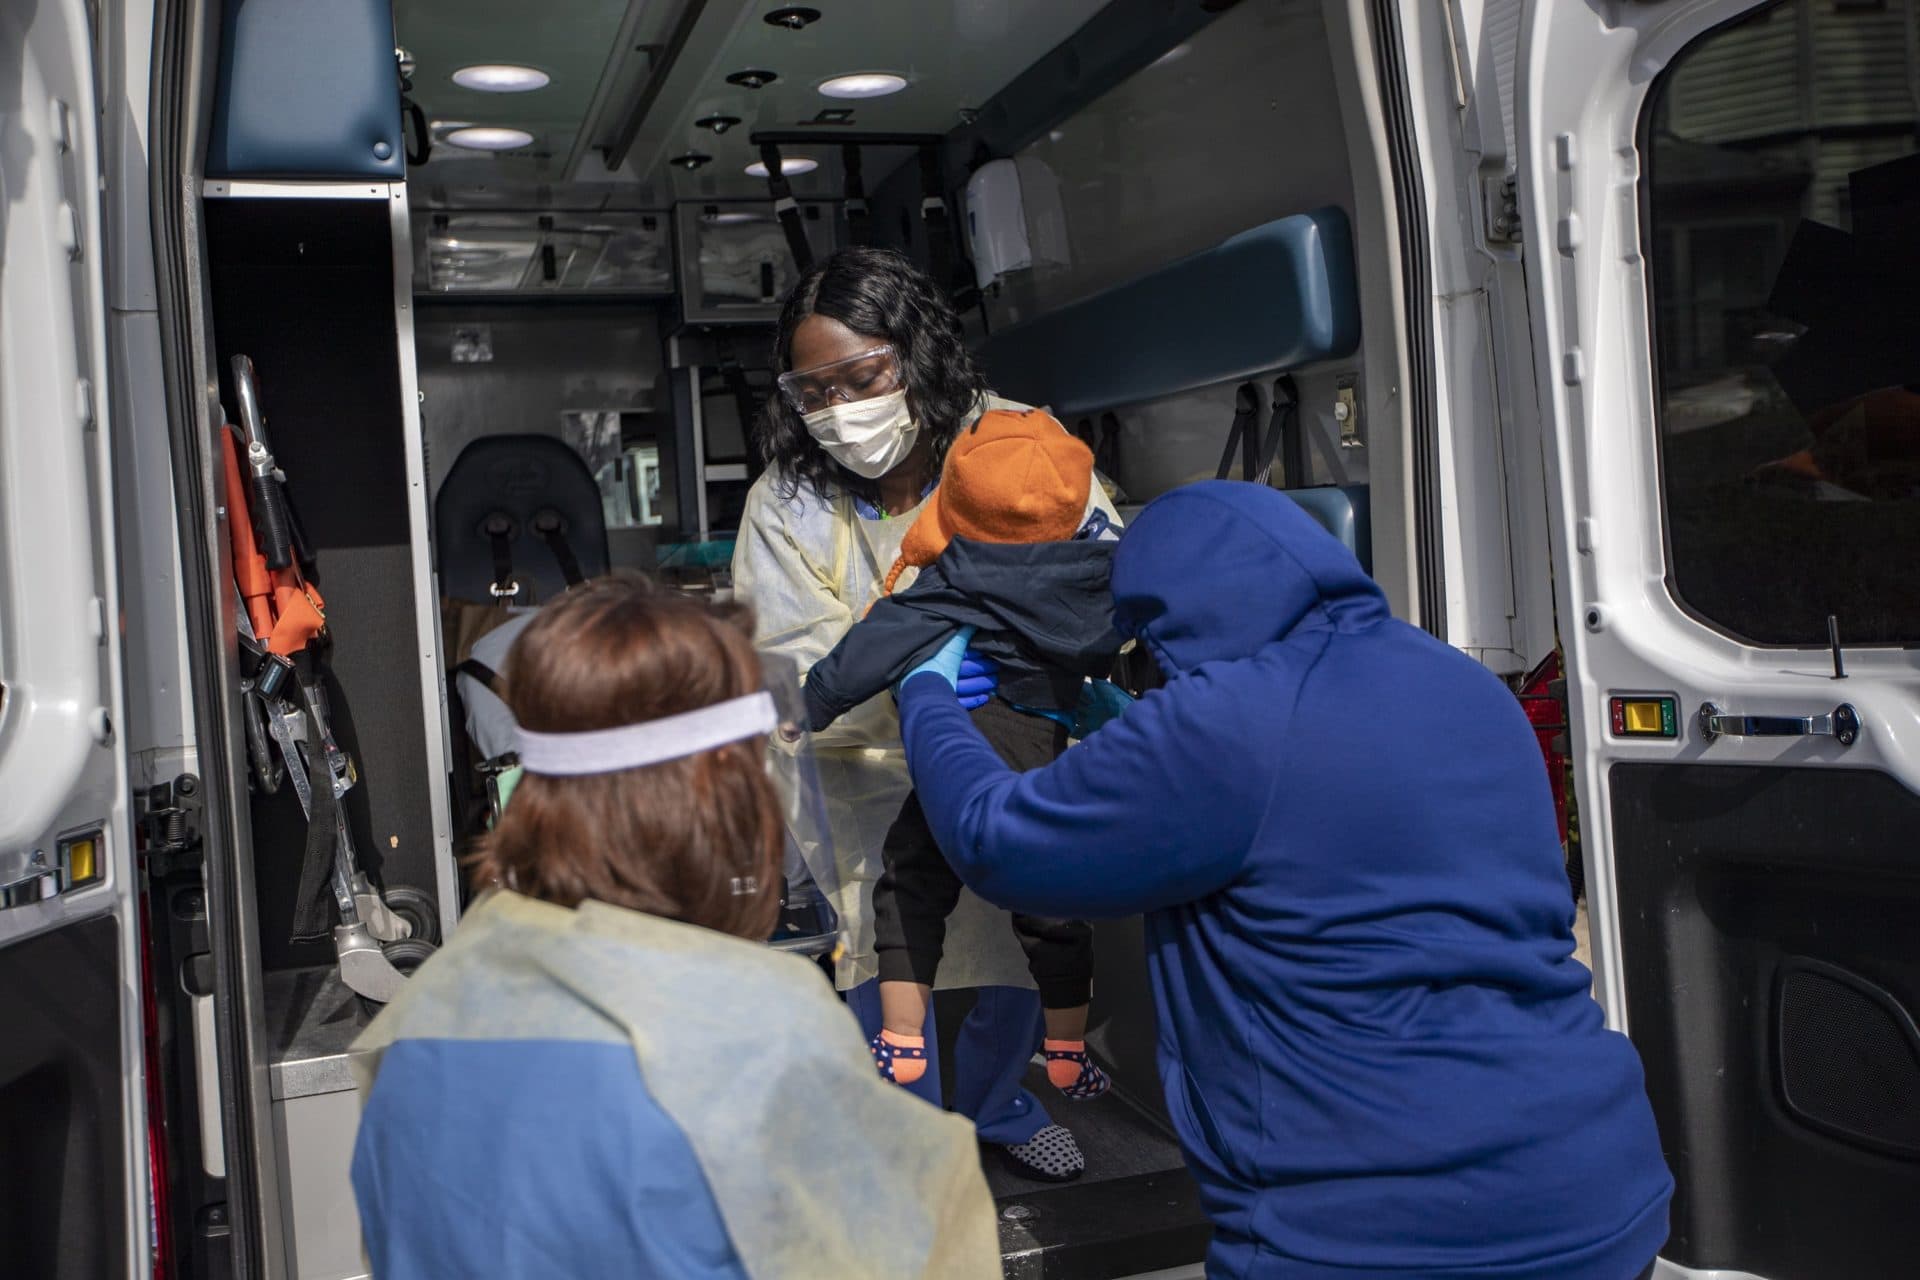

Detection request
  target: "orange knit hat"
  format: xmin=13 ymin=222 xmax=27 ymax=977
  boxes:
xmin=881 ymin=408 xmax=1093 ymax=595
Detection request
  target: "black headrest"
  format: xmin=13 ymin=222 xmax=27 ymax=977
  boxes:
xmin=435 ymin=435 xmax=610 ymax=605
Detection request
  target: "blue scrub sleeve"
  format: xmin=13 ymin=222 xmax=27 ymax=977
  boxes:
xmin=898 ymin=670 xmax=1270 ymax=918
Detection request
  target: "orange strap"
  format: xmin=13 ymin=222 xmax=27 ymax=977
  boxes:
xmin=266 ymin=577 xmax=325 ymax=657
xmin=222 ymin=425 xmax=326 ymax=655
xmin=221 ymin=429 xmax=278 ymax=640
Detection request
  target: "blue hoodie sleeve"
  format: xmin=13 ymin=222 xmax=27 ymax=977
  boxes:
xmin=898 ymin=665 xmax=1284 ymax=918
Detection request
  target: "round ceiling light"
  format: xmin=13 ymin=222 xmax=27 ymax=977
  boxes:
xmin=726 ymin=69 xmax=779 ymax=90
xmin=696 ymin=114 xmax=743 ymax=134
xmin=670 ymin=152 xmax=714 ymax=170
xmin=451 ymin=64 xmax=551 ymax=93
xmin=744 ymin=156 xmax=818 ymax=178
xmin=765 ymin=7 xmax=822 ymax=30
xmin=443 ymin=126 xmax=534 ymax=151
xmin=818 ymin=72 xmax=908 ymax=100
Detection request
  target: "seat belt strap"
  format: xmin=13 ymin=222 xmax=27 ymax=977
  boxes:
xmin=484 ymin=513 xmax=519 ymax=599
xmin=289 ymin=652 xmax=342 ymax=943
xmin=531 ymin=511 xmax=585 ymax=587
xmin=1271 ymin=374 xmax=1305 ymax=488
xmin=1215 ymin=382 xmax=1263 ymax=481
xmin=918 ymin=144 xmax=953 ymax=291
xmin=760 ymin=142 xmax=815 ymax=273
xmin=843 ymin=144 xmax=869 ymax=246
xmin=455 ymin=658 xmax=505 ymax=698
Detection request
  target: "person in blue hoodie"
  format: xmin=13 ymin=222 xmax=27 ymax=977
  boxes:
xmin=894 ymin=481 xmax=1673 ymax=1279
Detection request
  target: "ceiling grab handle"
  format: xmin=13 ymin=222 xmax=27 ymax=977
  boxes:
xmin=760 ymin=141 xmax=815 ymax=274
xmin=843 ymin=143 xmax=869 ymax=245
xmin=1698 ymin=702 xmax=1860 ymax=748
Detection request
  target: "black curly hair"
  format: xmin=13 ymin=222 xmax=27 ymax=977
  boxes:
xmin=760 ymin=246 xmax=988 ymax=508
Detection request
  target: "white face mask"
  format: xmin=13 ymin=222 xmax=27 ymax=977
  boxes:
xmin=802 ymin=389 xmax=920 ymax=480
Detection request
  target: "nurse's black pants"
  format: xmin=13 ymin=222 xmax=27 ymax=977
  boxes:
xmin=872 ymin=699 xmax=1094 ymax=1010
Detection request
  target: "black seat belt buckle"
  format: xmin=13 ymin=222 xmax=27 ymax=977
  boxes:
xmin=256 ymin=652 xmax=296 ymax=701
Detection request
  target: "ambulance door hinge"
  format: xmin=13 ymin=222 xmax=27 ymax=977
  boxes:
xmin=1485 ymin=172 xmax=1521 ymax=245
xmin=140 ymin=774 xmax=205 ymax=877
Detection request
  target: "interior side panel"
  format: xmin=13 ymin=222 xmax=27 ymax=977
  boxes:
xmin=411 ymin=303 xmax=667 ymax=488
xmin=204 ymin=197 xmax=439 ymax=971
xmin=1612 ymin=762 xmax=1920 ymax=1277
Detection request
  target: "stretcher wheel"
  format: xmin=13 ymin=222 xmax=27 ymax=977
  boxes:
xmin=381 ymin=885 xmax=442 ymax=945
xmin=381 ymin=937 xmax=437 ymax=973
xmin=356 ymin=937 xmax=438 ymax=1018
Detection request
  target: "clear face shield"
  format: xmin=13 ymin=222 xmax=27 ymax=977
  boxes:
xmin=509 ymin=654 xmax=841 ymax=958
xmin=757 ymin=652 xmax=841 ymax=957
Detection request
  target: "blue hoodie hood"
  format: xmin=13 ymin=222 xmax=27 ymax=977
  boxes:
xmin=1111 ymin=481 xmax=1387 ymax=673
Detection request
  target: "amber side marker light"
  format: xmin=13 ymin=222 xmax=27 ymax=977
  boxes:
xmin=61 ymin=828 xmax=103 ymax=888
xmin=1609 ymin=695 xmax=1678 ymax=739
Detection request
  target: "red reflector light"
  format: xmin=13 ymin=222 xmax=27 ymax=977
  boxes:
xmin=1520 ymin=697 xmax=1564 ymax=728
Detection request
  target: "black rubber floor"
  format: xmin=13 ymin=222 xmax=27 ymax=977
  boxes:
xmin=983 ymin=1064 xmax=1189 ymax=1196
xmin=925 ymin=989 xmax=1213 ymax=1275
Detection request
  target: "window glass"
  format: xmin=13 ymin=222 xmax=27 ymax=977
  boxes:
xmin=1646 ymin=0 xmax=1920 ymax=645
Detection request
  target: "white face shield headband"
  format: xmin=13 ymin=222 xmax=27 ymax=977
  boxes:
xmin=514 ymin=692 xmax=777 ymax=776
xmin=508 ymin=653 xmax=840 ymax=956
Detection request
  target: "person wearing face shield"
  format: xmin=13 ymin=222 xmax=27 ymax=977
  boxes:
xmin=348 ymin=574 xmax=999 ymax=1279
xmin=731 ymin=247 xmax=1122 ymax=1181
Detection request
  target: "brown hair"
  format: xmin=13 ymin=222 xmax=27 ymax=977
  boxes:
xmin=467 ymin=572 xmax=783 ymax=941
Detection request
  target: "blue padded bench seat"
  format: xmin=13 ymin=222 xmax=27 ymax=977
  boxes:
xmin=976 ymin=206 xmax=1360 ymax=419
xmin=208 ymin=0 xmax=405 ymax=180
xmin=1283 ymin=483 xmax=1371 ymax=575
xmin=1119 ymin=482 xmax=1371 ymax=575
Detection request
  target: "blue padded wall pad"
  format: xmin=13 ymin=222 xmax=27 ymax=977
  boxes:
xmin=977 ymin=206 xmax=1360 ymax=418
xmin=208 ymin=0 xmax=405 ymax=179
xmin=1284 ymin=484 xmax=1372 ymax=576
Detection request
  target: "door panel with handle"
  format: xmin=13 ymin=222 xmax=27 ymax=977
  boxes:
xmin=0 ymin=0 xmax=149 ymax=1274
xmin=1516 ymin=1 xmax=1920 ymax=1276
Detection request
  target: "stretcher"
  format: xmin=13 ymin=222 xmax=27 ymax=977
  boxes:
xmin=224 ymin=354 xmax=438 ymax=1002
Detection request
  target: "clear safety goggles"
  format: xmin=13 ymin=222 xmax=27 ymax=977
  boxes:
xmin=512 ymin=652 xmax=840 ymax=954
xmin=775 ymin=344 xmax=902 ymax=415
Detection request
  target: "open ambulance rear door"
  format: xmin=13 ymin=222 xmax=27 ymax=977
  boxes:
xmin=0 ymin=0 xmax=154 ymax=1273
xmin=1515 ymin=1 xmax=1920 ymax=1276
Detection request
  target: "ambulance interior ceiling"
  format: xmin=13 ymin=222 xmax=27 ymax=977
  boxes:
xmin=393 ymin=0 xmax=1356 ymax=301
xmin=393 ymin=0 xmax=1378 ymax=520
xmin=397 ymin=0 xmax=1113 ymax=208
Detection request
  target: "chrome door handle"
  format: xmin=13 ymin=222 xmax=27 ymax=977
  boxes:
xmin=0 ymin=850 xmax=58 ymax=908
xmin=1698 ymin=702 xmax=1859 ymax=747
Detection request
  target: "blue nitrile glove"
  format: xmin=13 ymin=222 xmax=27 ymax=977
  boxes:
xmin=955 ymin=649 xmax=999 ymax=711
xmin=898 ymin=626 xmax=976 ymax=697
xmin=1070 ymin=678 xmax=1136 ymax=739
